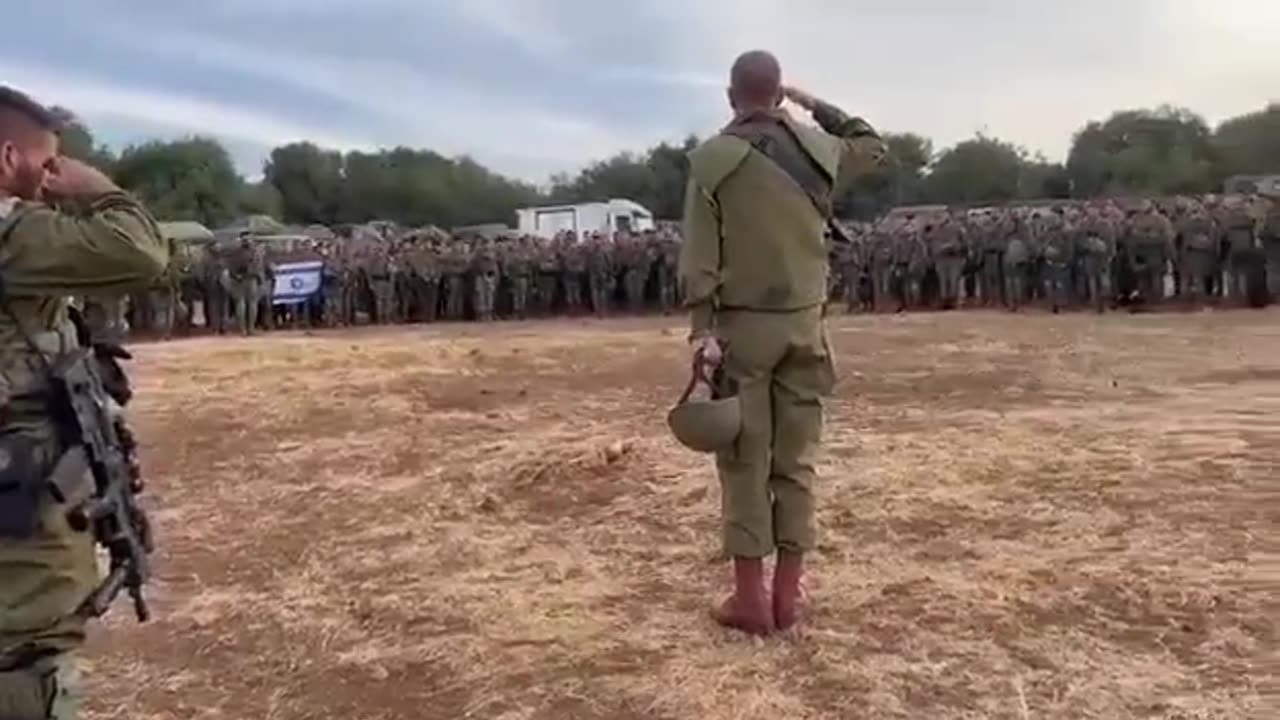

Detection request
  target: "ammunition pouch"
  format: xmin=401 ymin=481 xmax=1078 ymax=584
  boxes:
xmin=0 ymin=433 xmax=42 ymax=539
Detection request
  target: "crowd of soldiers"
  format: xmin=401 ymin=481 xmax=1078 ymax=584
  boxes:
xmin=101 ymin=225 xmax=685 ymax=338
xmin=95 ymin=192 xmax=1280 ymax=340
xmin=832 ymin=193 xmax=1280 ymax=313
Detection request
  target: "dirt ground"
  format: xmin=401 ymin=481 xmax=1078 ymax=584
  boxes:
xmin=80 ymin=309 xmax=1276 ymax=720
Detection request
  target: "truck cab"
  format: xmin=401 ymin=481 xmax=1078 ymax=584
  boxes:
xmin=516 ymin=199 xmax=656 ymax=240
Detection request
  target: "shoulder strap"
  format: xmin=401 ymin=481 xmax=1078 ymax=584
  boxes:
xmin=722 ymin=118 xmax=836 ymax=220
xmin=780 ymin=116 xmax=840 ymax=181
xmin=688 ymin=136 xmax=751 ymax=196
xmin=0 ymin=217 xmax=59 ymax=375
xmin=721 ymin=116 xmax=853 ymax=245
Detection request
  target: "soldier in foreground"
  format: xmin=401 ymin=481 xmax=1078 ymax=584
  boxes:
xmin=673 ymin=51 xmax=886 ymax=635
xmin=0 ymin=87 xmax=167 ymax=719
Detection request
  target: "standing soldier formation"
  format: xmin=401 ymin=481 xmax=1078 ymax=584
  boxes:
xmin=111 ymin=189 xmax=1276 ymax=340
xmin=669 ymin=50 xmax=887 ymax=635
xmin=825 ymin=194 xmax=1275 ymax=314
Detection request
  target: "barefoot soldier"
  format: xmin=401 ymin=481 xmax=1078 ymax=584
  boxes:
xmin=669 ymin=51 xmax=886 ymax=635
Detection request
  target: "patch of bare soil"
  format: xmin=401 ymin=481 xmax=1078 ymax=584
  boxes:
xmin=82 ymin=311 xmax=1277 ymax=720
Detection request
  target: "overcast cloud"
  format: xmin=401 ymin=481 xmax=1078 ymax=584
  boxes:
xmin=2 ymin=0 xmax=1275 ymax=183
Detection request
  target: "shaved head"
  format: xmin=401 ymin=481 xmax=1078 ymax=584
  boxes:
xmin=729 ymin=50 xmax=782 ymax=112
xmin=0 ymin=86 xmax=58 ymax=147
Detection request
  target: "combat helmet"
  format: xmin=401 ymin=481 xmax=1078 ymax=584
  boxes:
xmin=667 ymin=351 xmax=741 ymax=453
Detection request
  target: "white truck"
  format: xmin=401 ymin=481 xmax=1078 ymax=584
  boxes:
xmin=515 ymin=199 xmax=656 ymax=240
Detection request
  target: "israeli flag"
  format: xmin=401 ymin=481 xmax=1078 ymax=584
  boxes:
xmin=271 ymin=260 xmax=324 ymax=306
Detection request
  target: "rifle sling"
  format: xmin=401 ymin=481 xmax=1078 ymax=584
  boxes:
xmin=722 ymin=116 xmax=848 ymax=243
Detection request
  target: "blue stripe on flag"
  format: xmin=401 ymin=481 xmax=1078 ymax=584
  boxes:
xmin=271 ymin=261 xmax=324 ymax=306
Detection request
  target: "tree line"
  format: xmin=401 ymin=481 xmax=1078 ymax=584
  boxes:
xmin=55 ymin=102 xmax=1280 ymax=229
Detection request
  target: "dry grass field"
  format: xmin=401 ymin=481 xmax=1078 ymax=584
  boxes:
xmin=81 ymin=309 xmax=1277 ymax=720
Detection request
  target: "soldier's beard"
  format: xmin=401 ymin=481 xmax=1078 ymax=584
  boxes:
xmin=5 ymin=158 xmax=46 ymax=202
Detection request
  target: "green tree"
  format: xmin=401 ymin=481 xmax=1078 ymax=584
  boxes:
xmin=549 ymin=135 xmax=699 ymax=220
xmin=239 ymin=180 xmax=284 ymax=219
xmin=48 ymin=107 xmax=115 ymax=170
xmin=923 ymin=134 xmax=1026 ymax=205
xmin=112 ymin=137 xmax=241 ymax=226
xmin=285 ymin=146 xmax=542 ymax=229
xmin=1020 ymin=156 xmax=1072 ymax=199
xmin=446 ymin=155 xmax=542 ymax=227
xmin=837 ymin=132 xmax=933 ymax=218
xmin=1066 ymin=106 xmax=1216 ymax=196
xmin=1213 ymin=103 xmax=1280 ymax=180
xmin=264 ymin=142 xmax=346 ymax=225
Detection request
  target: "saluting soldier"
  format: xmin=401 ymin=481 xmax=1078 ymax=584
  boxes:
xmin=677 ymin=52 xmax=886 ymax=635
xmin=0 ymin=86 xmax=169 ymax=719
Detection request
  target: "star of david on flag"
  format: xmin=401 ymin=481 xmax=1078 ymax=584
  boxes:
xmin=271 ymin=261 xmax=324 ymax=306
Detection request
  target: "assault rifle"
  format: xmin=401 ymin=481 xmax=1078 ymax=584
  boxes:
xmin=45 ymin=340 xmax=153 ymax=622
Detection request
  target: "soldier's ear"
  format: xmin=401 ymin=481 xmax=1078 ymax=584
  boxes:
xmin=0 ymin=141 xmax=16 ymax=182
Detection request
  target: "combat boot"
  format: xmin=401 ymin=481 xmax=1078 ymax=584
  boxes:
xmin=712 ymin=556 xmax=774 ymax=636
xmin=772 ymin=550 xmax=808 ymax=632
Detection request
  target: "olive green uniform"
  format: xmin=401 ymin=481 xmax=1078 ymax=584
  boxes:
xmin=410 ymin=247 xmax=442 ymax=323
xmin=339 ymin=264 xmax=361 ymax=326
xmin=657 ymin=234 xmax=680 ymax=313
xmin=365 ymin=252 xmax=396 ymax=325
xmin=679 ymin=105 xmax=885 ymax=558
xmin=1130 ymin=211 xmax=1175 ymax=302
xmin=0 ymin=192 xmax=168 ymax=718
xmin=869 ymin=227 xmax=895 ymax=311
xmin=226 ymin=243 xmax=262 ymax=335
xmin=977 ymin=217 xmax=1006 ymax=307
xmin=586 ymin=239 xmax=616 ymax=316
xmin=1037 ymin=213 xmax=1072 ymax=312
xmin=894 ymin=225 xmax=928 ymax=310
xmin=1219 ymin=207 xmax=1258 ymax=301
xmin=1075 ymin=212 xmax=1115 ymax=312
xmin=621 ymin=237 xmax=650 ymax=313
xmin=320 ymin=252 xmax=345 ymax=327
xmin=1177 ymin=212 xmax=1218 ymax=303
xmin=535 ymin=243 xmax=560 ymax=315
xmin=442 ymin=247 xmax=468 ymax=320
xmin=471 ymin=243 xmax=499 ymax=322
xmin=199 ymin=251 xmax=228 ymax=334
xmin=930 ymin=220 xmax=966 ymax=309
xmin=1260 ymin=206 xmax=1280 ymax=298
xmin=1003 ymin=221 xmax=1030 ymax=311
xmin=562 ymin=243 xmax=587 ymax=312
xmin=501 ymin=243 xmax=531 ymax=320
xmin=150 ymin=244 xmax=181 ymax=339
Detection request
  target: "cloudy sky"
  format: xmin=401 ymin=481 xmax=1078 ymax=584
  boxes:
xmin=2 ymin=1 xmax=1275 ymax=184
